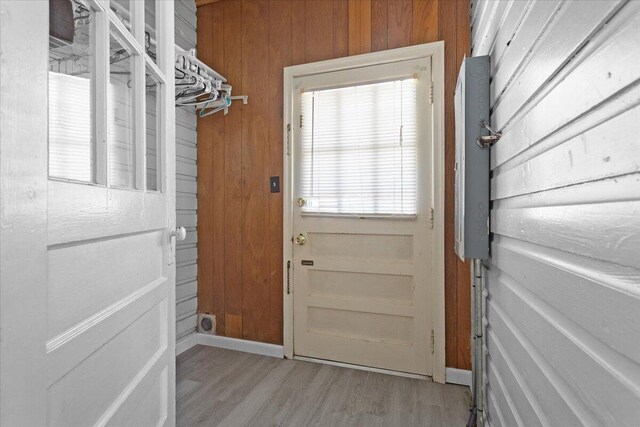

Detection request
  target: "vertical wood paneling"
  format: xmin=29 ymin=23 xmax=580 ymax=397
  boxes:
xmin=268 ymin=0 xmax=292 ymax=345
xmin=439 ymin=0 xmax=457 ymax=369
xmin=241 ymin=0 xmax=271 ymax=343
xmin=348 ymin=0 xmax=372 ymax=55
xmin=307 ymin=0 xmax=335 ymax=62
xmin=197 ymin=0 xmax=470 ymax=369
xmin=454 ymin=0 xmax=471 ymax=371
xmin=210 ymin=1 xmax=228 ymax=338
xmin=371 ymin=0 xmax=388 ymax=51
xmin=439 ymin=0 xmax=465 ymax=370
xmin=333 ymin=0 xmax=350 ymax=58
xmin=291 ymin=0 xmax=306 ymax=65
xmin=223 ymin=0 xmax=243 ymax=339
xmin=412 ymin=0 xmax=438 ymax=44
xmin=388 ymin=0 xmax=412 ymax=48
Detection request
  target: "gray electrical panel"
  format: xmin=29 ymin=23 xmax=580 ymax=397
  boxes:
xmin=454 ymin=56 xmax=490 ymax=260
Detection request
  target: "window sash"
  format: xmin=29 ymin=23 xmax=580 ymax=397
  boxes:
xmin=48 ymin=0 xmax=167 ymax=192
xmin=299 ymin=78 xmax=418 ymax=216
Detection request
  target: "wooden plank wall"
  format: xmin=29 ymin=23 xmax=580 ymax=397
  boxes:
xmin=113 ymin=0 xmax=199 ymax=351
xmin=197 ymin=0 xmax=471 ymax=369
xmin=174 ymin=0 xmax=200 ymax=348
xmin=472 ymin=0 xmax=640 ymax=424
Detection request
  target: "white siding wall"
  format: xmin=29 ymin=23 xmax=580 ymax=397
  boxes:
xmin=175 ymin=0 xmax=198 ymax=348
xmin=471 ymin=1 xmax=640 ymax=426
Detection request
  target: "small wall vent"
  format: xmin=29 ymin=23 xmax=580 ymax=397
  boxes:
xmin=197 ymin=313 xmax=216 ymax=335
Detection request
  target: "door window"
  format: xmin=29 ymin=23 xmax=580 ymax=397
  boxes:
xmin=48 ymin=0 xmax=164 ymax=191
xmin=107 ymin=27 xmax=137 ymax=188
xmin=299 ymin=79 xmax=418 ymax=216
xmin=145 ymin=69 xmax=161 ymax=191
xmin=48 ymin=3 xmax=97 ymax=183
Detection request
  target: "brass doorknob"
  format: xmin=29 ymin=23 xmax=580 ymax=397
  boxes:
xmin=295 ymin=234 xmax=307 ymax=245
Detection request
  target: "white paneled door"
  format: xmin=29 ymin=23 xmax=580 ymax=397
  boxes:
xmin=1 ymin=1 xmax=176 ymax=425
xmin=288 ymin=55 xmax=440 ymax=376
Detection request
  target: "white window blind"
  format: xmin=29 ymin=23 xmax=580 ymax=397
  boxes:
xmin=49 ymin=71 xmax=93 ymax=182
xmin=49 ymin=71 xmax=135 ymax=186
xmin=300 ymin=78 xmax=418 ymax=216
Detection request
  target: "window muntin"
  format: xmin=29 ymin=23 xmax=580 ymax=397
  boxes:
xmin=300 ymin=78 xmax=418 ymax=216
xmin=110 ymin=0 xmax=158 ymax=63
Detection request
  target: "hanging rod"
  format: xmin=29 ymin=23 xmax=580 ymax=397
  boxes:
xmin=174 ymin=48 xmax=248 ymax=116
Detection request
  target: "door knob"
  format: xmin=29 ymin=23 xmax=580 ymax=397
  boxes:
xmin=295 ymin=234 xmax=307 ymax=245
xmin=171 ymin=226 xmax=187 ymax=241
xmin=297 ymin=197 xmax=306 ymax=208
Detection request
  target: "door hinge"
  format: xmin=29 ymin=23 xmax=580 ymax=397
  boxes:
xmin=430 ymin=208 xmax=435 ymax=229
xmin=299 ymin=114 xmax=304 ymax=128
xmin=429 ymin=82 xmax=434 ymax=104
xmin=286 ymin=123 xmax=291 ymax=155
xmin=286 ymin=260 xmax=291 ymax=294
xmin=431 ymin=329 xmax=435 ymax=354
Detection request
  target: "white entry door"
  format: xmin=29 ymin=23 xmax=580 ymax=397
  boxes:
xmin=290 ymin=56 xmax=436 ymax=376
xmin=0 ymin=1 xmax=176 ymax=425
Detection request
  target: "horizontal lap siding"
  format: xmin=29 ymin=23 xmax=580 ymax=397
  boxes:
xmin=175 ymin=0 xmax=198 ymax=346
xmin=472 ymin=1 xmax=640 ymax=426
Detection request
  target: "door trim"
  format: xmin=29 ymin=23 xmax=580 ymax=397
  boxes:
xmin=282 ymin=42 xmax=446 ymax=383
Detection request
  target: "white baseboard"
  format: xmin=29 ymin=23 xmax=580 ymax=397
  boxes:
xmin=176 ymin=333 xmax=197 ymax=356
xmin=445 ymin=367 xmax=472 ymax=387
xmin=193 ymin=333 xmax=466 ymax=385
xmin=196 ymin=333 xmax=284 ymax=358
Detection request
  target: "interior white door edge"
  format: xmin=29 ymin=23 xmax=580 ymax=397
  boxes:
xmin=1 ymin=0 xmax=177 ymax=425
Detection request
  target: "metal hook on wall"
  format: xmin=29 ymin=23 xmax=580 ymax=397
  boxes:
xmin=198 ymin=95 xmax=248 ymax=118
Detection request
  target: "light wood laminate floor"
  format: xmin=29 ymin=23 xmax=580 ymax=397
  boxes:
xmin=177 ymin=345 xmax=470 ymax=426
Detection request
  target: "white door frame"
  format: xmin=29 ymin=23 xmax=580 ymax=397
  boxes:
xmin=282 ymin=42 xmax=446 ymax=383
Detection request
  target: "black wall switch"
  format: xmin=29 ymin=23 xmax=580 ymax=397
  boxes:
xmin=270 ymin=176 xmax=280 ymax=193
